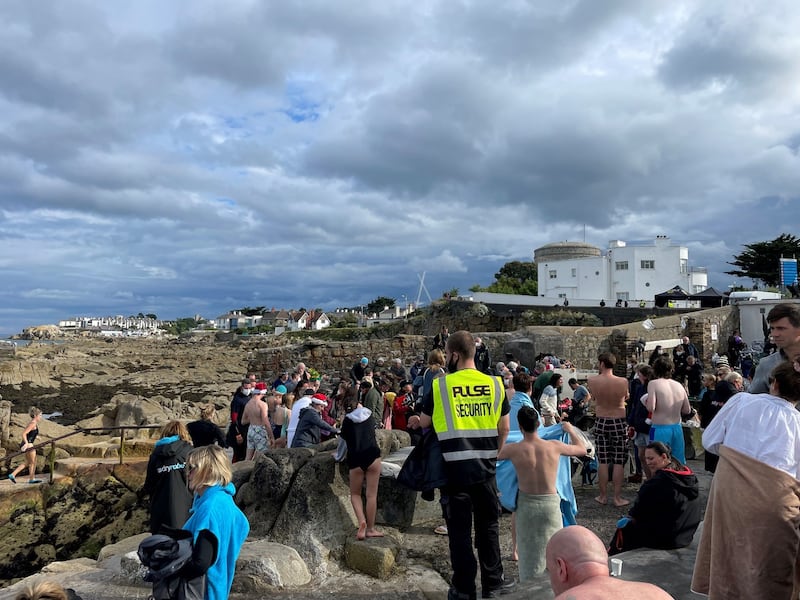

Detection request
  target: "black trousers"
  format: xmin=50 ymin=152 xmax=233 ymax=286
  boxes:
xmin=443 ymin=479 xmax=504 ymax=598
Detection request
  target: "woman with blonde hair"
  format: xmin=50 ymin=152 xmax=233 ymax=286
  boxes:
xmin=182 ymin=445 xmax=249 ymax=600
xmin=14 ymin=581 xmax=77 ymax=600
xmin=9 ymin=407 xmax=43 ymax=484
xmin=142 ymin=420 xmax=193 ymax=533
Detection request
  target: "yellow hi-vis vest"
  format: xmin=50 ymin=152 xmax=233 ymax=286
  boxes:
xmin=432 ymin=369 xmax=504 ymax=470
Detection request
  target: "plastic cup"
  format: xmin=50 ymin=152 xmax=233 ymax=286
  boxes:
xmin=610 ymin=558 xmax=623 ymax=577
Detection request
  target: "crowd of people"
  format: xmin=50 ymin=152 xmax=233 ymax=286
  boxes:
xmin=13 ymin=303 xmax=800 ymax=599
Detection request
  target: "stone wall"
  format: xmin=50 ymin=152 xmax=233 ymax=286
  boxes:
xmin=245 ymin=306 xmax=738 ymax=380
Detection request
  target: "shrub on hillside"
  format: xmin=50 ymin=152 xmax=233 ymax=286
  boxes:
xmin=521 ymin=309 xmax=602 ymax=327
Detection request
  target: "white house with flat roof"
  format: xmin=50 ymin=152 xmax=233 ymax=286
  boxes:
xmin=535 ymin=236 xmax=708 ymax=304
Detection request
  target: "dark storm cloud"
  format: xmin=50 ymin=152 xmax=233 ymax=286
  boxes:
xmin=0 ymin=1 xmax=797 ymax=336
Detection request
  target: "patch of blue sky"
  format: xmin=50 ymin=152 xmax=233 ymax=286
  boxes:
xmin=215 ymin=197 xmax=237 ymax=207
xmin=282 ymin=80 xmax=322 ymax=123
xmin=223 ymin=115 xmax=248 ymax=130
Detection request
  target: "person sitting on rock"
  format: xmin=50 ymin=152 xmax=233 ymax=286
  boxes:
xmin=608 ymin=441 xmax=701 ymax=556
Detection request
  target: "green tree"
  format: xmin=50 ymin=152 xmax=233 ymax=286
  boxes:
xmin=329 ymin=312 xmax=358 ymax=328
xmin=162 ymin=317 xmax=197 ymax=334
xmin=366 ymin=296 xmax=396 ymax=315
xmin=145 ymin=313 xmax=158 ymax=320
xmin=471 ymin=260 xmax=538 ymax=295
xmin=726 ymin=234 xmax=800 ymax=287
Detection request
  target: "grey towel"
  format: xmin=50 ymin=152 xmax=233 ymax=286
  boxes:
xmin=516 ymin=493 xmax=562 ymax=581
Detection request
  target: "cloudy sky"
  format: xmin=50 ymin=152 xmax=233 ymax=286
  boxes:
xmin=1 ymin=1 xmax=798 ymax=336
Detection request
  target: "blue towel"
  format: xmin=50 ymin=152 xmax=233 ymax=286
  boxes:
xmin=496 ymin=423 xmax=578 ymax=526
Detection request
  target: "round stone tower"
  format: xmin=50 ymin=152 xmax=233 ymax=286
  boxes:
xmin=533 ymin=241 xmax=601 ymax=263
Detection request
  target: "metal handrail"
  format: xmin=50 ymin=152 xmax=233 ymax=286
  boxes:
xmin=4 ymin=424 xmax=161 ymax=484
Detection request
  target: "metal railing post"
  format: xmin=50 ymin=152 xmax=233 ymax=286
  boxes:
xmin=48 ymin=442 xmax=56 ymax=484
xmin=119 ymin=427 xmax=125 ymax=465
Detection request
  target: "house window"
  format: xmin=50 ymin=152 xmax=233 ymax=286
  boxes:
xmin=549 ymin=270 xmax=557 ymax=279
xmin=680 ymin=259 xmax=688 ymax=274
xmin=571 ymin=268 xmax=577 ymax=277
xmin=615 ymin=261 xmax=628 ymax=271
xmin=640 ymin=260 xmax=655 ymax=269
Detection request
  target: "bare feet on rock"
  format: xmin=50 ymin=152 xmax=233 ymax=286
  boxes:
xmin=613 ymin=498 xmax=630 ymax=507
xmin=594 ymin=496 xmax=607 ymax=505
xmin=366 ymin=528 xmax=384 ymax=538
xmin=357 ymin=522 xmax=367 ymax=541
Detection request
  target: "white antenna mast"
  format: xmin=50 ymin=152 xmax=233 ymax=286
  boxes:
xmin=416 ymin=272 xmax=433 ymax=306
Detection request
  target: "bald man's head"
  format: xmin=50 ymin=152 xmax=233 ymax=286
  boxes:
xmin=546 ymin=526 xmax=609 ymax=595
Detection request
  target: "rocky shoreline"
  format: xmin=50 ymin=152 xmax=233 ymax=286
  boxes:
xmin=0 ymin=333 xmax=712 ymax=597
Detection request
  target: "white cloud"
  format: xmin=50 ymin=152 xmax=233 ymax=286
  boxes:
xmin=0 ymin=0 xmax=797 ymax=335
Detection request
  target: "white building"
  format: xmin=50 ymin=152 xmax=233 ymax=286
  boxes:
xmin=535 ymin=236 xmax=708 ymax=304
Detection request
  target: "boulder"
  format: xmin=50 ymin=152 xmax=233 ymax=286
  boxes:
xmin=233 ymin=540 xmax=311 ymax=593
xmin=267 ymin=450 xmax=356 ymax=576
xmin=237 ymin=450 xmax=311 ymax=536
xmin=23 ymin=325 xmax=62 ymax=340
xmin=113 ymin=394 xmax=173 ymax=428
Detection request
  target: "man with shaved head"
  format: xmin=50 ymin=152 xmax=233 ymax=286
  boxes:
xmin=546 ymin=526 xmax=673 ymax=599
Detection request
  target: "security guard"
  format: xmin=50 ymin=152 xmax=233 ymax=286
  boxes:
xmin=420 ymin=330 xmax=513 ymax=600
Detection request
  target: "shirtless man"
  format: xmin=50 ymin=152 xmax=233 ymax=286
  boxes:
xmin=587 ymin=353 xmax=630 ymax=507
xmin=498 ymin=406 xmax=587 ymax=580
xmin=241 ymin=388 xmax=275 ymax=460
xmin=645 ymin=357 xmax=693 ymax=465
xmin=546 ymin=526 xmax=674 ymax=600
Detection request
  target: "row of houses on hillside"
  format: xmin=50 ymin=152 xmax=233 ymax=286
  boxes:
xmin=58 ymin=315 xmax=164 ymax=333
xmin=213 ymin=309 xmax=331 ymax=332
xmin=214 ymin=303 xmax=417 ymax=332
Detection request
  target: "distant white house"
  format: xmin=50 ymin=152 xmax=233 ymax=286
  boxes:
xmin=288 ymin=310 xmax=331 ymax=331
xmin=364 ymin=304 xmax=416 ymax=327
xmin=214 ymin=311 xmax=247 ymax=331
xmin=308 ymin=312 xmax=331 ymax=330
xmin=534 ymin=236 xmax=708 ymax=304
xmin=288 ymin=311 xmax=308 ymax=331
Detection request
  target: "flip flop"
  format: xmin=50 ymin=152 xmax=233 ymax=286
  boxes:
xmin=8 ymin=474 xmax=16 ymax=484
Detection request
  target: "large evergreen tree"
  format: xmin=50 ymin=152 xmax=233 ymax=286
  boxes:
xmin=726 ymin=234 xmax=800 ymax=287
xmin=366 ymin=296 xmax=396 ymax=315
xmin=470 ymin=260 xmax=538 ymax=295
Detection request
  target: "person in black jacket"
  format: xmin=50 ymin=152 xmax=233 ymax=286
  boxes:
xmin=187 ymin=405 xmax=226 ymax=448
xmin=142 ymin=421 xmax=194 ymax=534
xmin=608 ymin=441 xmax=701 ymax=555
xmin=226 ymin=379 xmax=252 ymax=462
